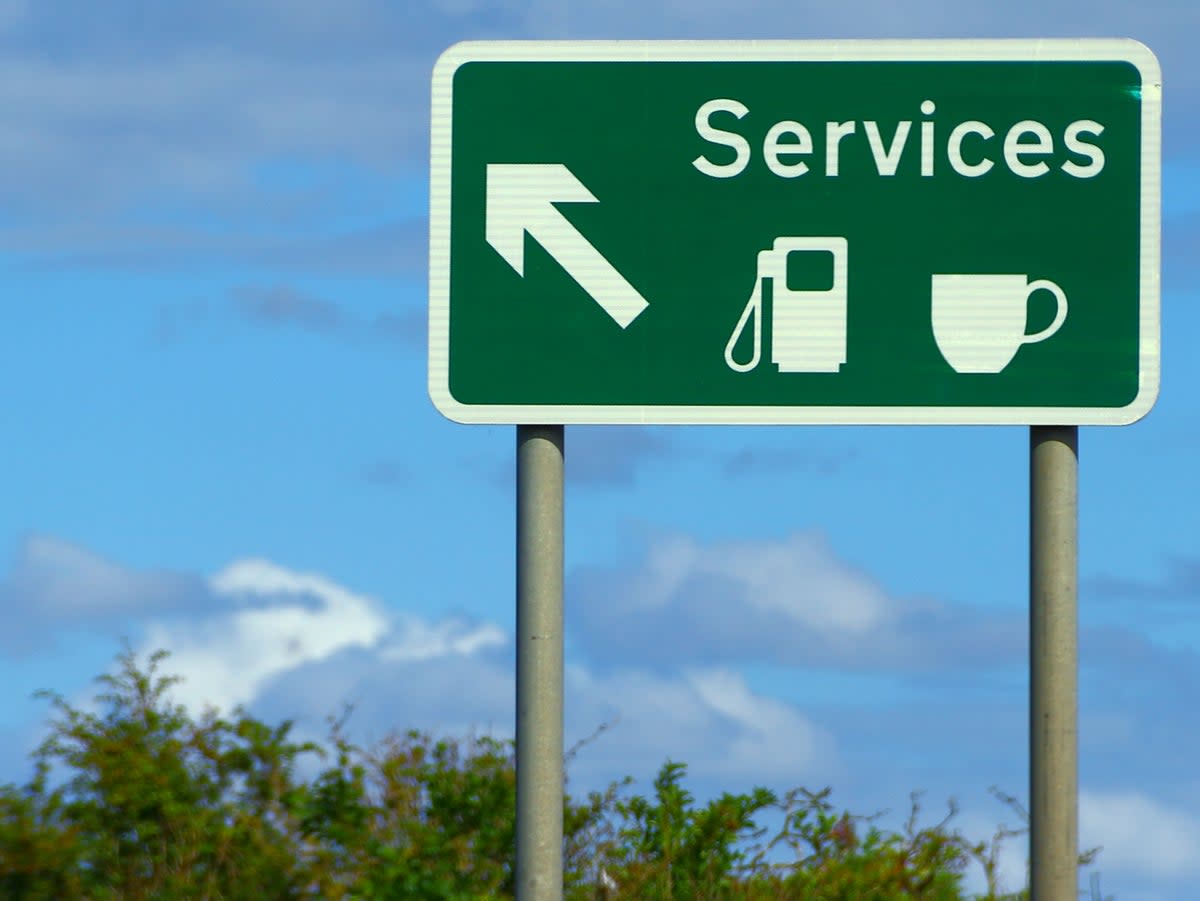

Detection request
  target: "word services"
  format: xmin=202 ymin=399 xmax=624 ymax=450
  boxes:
xmin=692 ymin=98 xmax=1105 ymax=180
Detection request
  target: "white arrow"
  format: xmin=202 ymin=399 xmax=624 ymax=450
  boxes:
xmin=486 ymin=163 xmax=648 ymax=329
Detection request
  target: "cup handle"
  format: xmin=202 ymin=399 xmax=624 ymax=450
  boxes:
xmin=1022 ymin=278 xmax=1068 ymax=345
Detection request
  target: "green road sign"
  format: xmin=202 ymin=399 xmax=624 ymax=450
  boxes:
xmin=429 ymin=40 xmax=1160 ymax=425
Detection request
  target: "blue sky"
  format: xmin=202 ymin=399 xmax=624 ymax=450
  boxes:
xmin=0 ymin=2 xmax=1196 ymax=898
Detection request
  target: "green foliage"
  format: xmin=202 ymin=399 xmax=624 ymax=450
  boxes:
xmin=757 ymin=787 xmax=968 ymax=901
xmin=592 ymin=760 xmax=776 ymax=899
xmin=0 ymin=647 xmax=1111 ymax=900
xmin=3 ymin=645 xmax=321 ymax=899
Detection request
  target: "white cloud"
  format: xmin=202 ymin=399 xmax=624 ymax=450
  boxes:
xmin=563 ymin=664 xmax=841 ymax=789
xmin=569 ymin=530 xmax=1025 ymax=672
xmin=253 ymin=651 xmax=844 ymax=797
xmin=1080 ymin=790 xmax=1200 ymax=879
xmin=380 ymin=617 xmax=507 ymax=662
xmin=0 ymin=12 xmax=430 ymax=233
xmin=143 ymin=558 xmax=390 ymax=711
xmin=685 ymin=668 xmax=836 ymax=778
xmin=11 ymin=534 xmax=189 ymax=616
xmin=2 ymin=536 xmax=840 ymax=798
xmin=92 ymin=549 xmax=840 ymax=797
xmin=0 ymin=535 xmax=209 ymax=654
xmin=710 ymin=534 xmax=890 ymax=632
xmin=600 ymin=530 xmax=892 ymax=632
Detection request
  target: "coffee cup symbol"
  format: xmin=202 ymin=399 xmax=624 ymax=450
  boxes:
xmin=931 ymin=274 xmax=1068 ymax=374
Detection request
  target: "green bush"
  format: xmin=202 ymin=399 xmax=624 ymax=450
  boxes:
xmin=0 ymin=647 xmax=1108 ymax=900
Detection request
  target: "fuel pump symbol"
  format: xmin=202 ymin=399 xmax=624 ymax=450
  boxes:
xmin=723 ymin=237 xmax=849 ymax=373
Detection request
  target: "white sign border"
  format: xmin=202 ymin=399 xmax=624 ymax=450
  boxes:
xmin=429 ymin=39 xmax=1161 ymax=426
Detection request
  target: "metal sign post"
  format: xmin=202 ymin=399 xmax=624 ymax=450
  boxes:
xmin=1029 ymin=425 xmax=1079 ymax=901
xmin=516 ymin=424 xmax=565 ymax=901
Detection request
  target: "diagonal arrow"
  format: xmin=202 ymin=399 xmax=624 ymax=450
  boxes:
xmin=485 ymin=163 xmax=648 ymax=329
